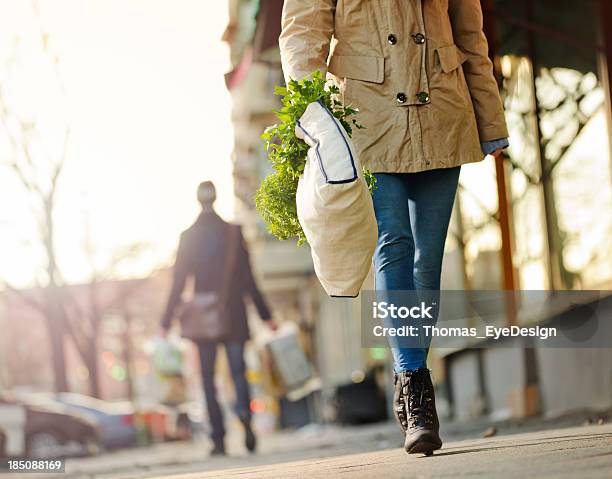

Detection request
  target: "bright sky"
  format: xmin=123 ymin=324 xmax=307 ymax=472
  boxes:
xmin=0 ymin=0 xmax=234 ymax=287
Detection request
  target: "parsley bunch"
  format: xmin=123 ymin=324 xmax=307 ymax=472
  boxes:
xmin=255 ymin=71 xmax=375 ymax=245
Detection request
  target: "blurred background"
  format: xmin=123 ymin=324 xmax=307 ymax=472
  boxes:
xmin=0 ymin=0 xmax=610 ymax=467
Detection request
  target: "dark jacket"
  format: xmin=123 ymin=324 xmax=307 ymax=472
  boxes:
xmin=161 ymin=211 xmax=271 ymax=342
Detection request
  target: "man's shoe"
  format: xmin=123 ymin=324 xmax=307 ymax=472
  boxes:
xmin=241 ymin=418 xmax=257 ymax=453
xmin=210 ymin=441 xmax=226 ymax=456
xmin=396 ymin=368 xmax=442 ymax=455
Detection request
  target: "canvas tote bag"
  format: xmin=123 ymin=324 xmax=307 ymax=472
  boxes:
xmin=295 ymin=101 xmax=378 ymax=297
xmin=179 ymin=224 xmax=239 ymax=341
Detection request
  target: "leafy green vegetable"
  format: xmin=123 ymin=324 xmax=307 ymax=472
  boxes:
xmin=255 ymin=70 xmax=376 ymax=245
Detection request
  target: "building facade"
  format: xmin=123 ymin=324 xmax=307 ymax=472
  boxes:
xmin=224 ymin=0 xmax=612 ymax=425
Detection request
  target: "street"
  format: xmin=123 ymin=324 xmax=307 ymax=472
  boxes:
xmin=1 ymin=1 xmax=612 ymax=479
xmin=55 ymin=422 xmax=612 ymax=478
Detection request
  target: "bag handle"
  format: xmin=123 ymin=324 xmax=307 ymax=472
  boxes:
xmin=218 ymin=224 xmax=240 ymax=310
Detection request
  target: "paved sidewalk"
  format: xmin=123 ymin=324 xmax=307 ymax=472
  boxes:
xmin=60 ymin=422 xmax=403 ymax=478
xmin=158 ymin=424 xmax=612 ymax=479
xmin=56 ymin=422 xmax=612 ymax=478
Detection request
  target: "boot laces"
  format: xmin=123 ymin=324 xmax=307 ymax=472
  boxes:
xmin=404 ymin=371 xmax=434 ymax=428
xmin=394 ymin=374 xmax=408 ymax=430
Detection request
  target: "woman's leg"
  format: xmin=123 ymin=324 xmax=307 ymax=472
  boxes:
xmin=405 ymin=166 xmax=461 ymax=362
xmin=373 ymin=168 xmax=460 ymax=372
xmin=372 ymin=174 xmax=423 ymax=371
xmin=405 ymin=166 xmax=461 ymax=291
xmin=372 ymin=173 xmax=414 ymax=290
xmin=373 ymin=167 xmax=460 ymax=455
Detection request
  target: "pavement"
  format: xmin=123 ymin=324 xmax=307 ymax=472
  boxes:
xmin=51 ymin=418 xmax=612 ymax=479
xmin=160 ymin=424 xmax=612 ymax=479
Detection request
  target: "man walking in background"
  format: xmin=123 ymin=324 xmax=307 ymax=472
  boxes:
xmin=160 ymin=181 xmax=276 ymax=456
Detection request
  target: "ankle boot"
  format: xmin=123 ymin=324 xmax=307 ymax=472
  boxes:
xmin=393 ymin=373 xmax=408 ymax=433
xmin=396 ymin=368 xmax=442 ymax=455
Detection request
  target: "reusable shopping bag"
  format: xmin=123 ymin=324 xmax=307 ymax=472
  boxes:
xmin=295 ymin=101 xmax=378 ymax=297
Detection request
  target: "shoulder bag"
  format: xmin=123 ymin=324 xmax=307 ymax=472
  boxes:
xmin=179 ymin=224 xmax=239 ymax=341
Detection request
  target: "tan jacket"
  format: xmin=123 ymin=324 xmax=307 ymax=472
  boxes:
xmin=279 ymin=0 xmax=509 ymax=173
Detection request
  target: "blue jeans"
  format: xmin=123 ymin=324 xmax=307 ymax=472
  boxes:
xmin=372 ymin=167 xmax=461 ymax=373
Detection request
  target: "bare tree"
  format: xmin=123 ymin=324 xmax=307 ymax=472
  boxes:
xmin=0 ymin=10 xmax=151 ymax=397
xmin=0 ymin=83 xmax=71 ymax=392
xmin=61 ymin=239 xmax=149 ymax=398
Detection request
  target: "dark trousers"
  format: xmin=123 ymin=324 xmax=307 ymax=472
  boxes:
xmin=196 ymin=340 xmax=251 ymax=444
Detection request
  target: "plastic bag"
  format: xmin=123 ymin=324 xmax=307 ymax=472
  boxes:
xmin=152 ymin=337 xmax=184 ymax=377
xmin=255 ymin=322 xmax=319 ymax=400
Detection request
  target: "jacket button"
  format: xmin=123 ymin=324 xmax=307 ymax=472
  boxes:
xmin=416 ymin=91 xmax=429 ymax=103
xmin=396 ymin=92 xmax=407 ymax=103
xmin=413 ymin=33 xmax=425 ymax=44
xmin=387 ymin=34 xmax=397 ymax=45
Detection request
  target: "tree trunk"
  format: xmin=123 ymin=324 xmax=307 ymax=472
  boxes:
xmin=85 ymin=339 xmax=101 ymax=398
xmin=123 ymin=314 xmax=135 ymax=402
xmin=43 ymin=198 xmax=70 ymax=392
xmin=43 ymin=295 xmax=69 ymax=393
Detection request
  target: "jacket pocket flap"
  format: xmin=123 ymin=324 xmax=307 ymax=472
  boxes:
xmin=328 ymin=55 xmax=384 ymax=84
xmin=435 ymin=44 xmax=468 ymax=73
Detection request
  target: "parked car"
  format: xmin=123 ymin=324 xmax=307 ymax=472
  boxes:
xmin=0 ymin=394 xmax=101 ymax=459
xmin=24 ymin=393 xmax=137 ymax=450
xmin=19 ymin=393 xmax=198 ymax=450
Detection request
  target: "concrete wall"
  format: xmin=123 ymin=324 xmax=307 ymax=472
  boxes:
xmin=537 ymin=348 xmax=612 ymax=417
xmin=448 ymin=351 xmax=483 ymax=421
xmin=482 ymin=345 xmax=526 ymax=421
xmin=447 ymin=341 xmax=612 ymax=421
